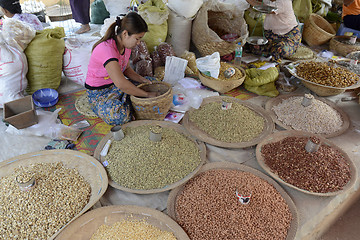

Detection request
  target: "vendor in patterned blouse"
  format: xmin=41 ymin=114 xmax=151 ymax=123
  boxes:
xmin=0 ymin=0 xmax=43 ymax=30
xmin=245 ymin=0 xmax=300 ymax=62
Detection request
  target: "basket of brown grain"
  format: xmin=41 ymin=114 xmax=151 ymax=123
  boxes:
xmin=130 ymin=82 xmax=173 ymax=120
xmin=198 ymin=62 xmax=245 ymax=93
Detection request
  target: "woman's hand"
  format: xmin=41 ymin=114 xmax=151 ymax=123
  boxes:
xmin=147 ymin=91 xmax=160 ymax=98
xmin=141 ymin=77 xmax=153 ymax=84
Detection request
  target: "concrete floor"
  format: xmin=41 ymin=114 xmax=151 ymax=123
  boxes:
xmin=321 ymin=196 xmax=360 ymax=240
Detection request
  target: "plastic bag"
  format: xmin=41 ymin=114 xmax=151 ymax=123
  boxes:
xmin=163 ymin=56 xmax=188 ymax=85
xmin=157 ymin=42 xmax=176 ymax=64
xmin=2 ymin=18 xmax=36 ymax=51
xmin=151 ymin=48 xmax=163 ymax=70
xmin=103 ymin=0 xmax=131 ymax=16
xmin=131 ymin=40 xmax=151 ymax=64
xmin=167 ymin=0 xmax=203 ymax=19
xmin=196 ymin=52 xmax=220 ymax=78
xmin=91 ymin=0 xmax=110 ymax=24
xmin=135 ymin=59 xmax=153 ymax=77
xmin=181 ymin=51 xmax=198 ymax=75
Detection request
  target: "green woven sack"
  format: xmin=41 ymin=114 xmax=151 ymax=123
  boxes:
xmin=244 ymin=67 xmax=279 ymax=97
xmin=91 ymin=0 xmax=110 ymax=24
xmin=25 ymin=27 xmax=65 ymax=94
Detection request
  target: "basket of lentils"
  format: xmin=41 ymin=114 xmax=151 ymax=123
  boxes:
xmin=56 ymin=205 xmax=190 ymax=239
xmin=287 ymin=60 xmax=360 ymax=96
xmin=198 ymin=61 xmax=246 ymax=93
xmin=94 ymin=120 xmax=206 ymax=194
xmin=256 ymin=130 xmax=356 ymax=196
xmin=183 ymin=96 xmax=274 ymax=148
xmin=0 ymin=150 xmax=108 ymax=240
xmin=167 ymin=162 xmax=298 ymax=240
xmin=265 ymin=93 xmax=350 ymax=138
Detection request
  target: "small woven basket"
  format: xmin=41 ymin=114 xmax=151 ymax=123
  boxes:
xmin=303 ymin=14 xmax=336 ymax=46
xmin=301 ymin=80 xmax=345 ymax=97
xmin=130 ymin=82 xmax=173 ymax=120
xmin=198 ymin=65 xmax=246 ymax=93
xmin=287 ymin=45 xmax=315 ymax=61
xmin=329 ymin=36 xmax=360 ymax=57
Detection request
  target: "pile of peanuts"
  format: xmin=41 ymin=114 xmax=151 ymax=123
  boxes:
xmin=295 ymin=61 xmax=359 ymax=88
xmin=261 ymin=136 xmax=351 ymax=193
xmin=175 ymin=169 xmax=292 ymax=240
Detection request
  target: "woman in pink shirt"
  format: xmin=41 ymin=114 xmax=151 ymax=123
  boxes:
xmin=246 ymin=0 xmax=300 ymax=62
xmin=85 ymin=12 xmax=158 ymax=125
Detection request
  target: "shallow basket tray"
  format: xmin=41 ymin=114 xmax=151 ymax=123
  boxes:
xmin=198 ymin=66 xmax=246 ymax=94
xmin=287 ymin=45 xmax=315 ymax=61
xmin=182 ymin=96 xmax=274 ymax=148
xmin=130 ymin=82 xmax=173 ymax=120
xmin=75 ymin=93 xmax=98 ymax=118
xmin=55 ymin=205 xmax=190 ymax=240
xmin=93 ymin=120 xmax=207 ymax=194
xmin=329 ymin=36 xmax=360 ymax=57
xmin=286 ymin=60 xmax=360 ymax=96
xmin=265 ymin=94 xmax=350 ymax=138
xmin=255 ymin=130 xmax=357 ymax=197
xmin=167 ymin=162 xmax=298 ymax=240
xmin=0 ymin=150 xmax=108 ymax=240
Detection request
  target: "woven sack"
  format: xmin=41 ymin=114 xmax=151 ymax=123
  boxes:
xmin=25 ymin=27 xmax=65 ymax=94
xmin=303 ymin=14 xmax=335 ymax=46
xmin=130 ymin=82 xmax=173 ymax=120
xmin=329 ymin=36 xmax=360 ymax=57
xmin=192 ymin=0 xmax=248 ymax=57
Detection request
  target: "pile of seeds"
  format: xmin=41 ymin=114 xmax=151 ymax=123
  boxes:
xmin=336 ymin=60 xmax=360 ymax=75
xmin=90 ymin=219 xmax=177 ymax=240
xmin=272 ymin=95 xmax=343 ymax=134
xmin=201 ymin=62 xmax=243 ymax=81
xmin=261 ymin=136 xmax=351 ymax=193
xmin=189 ymin=101 xmax=265 ymax=142
xmin=175 ymin=169 xmax=292 ymax=240
xmin=0 ymin=162 xmax=91 ymax=239
xmin=295 ymin=61 xmax=359 ymax=88
xmin=106 ymin=125 xmax=202 ymax=190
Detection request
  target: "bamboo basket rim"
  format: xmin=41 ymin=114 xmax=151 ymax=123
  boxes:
xmin=307 ymin=13 xmax=336 ymax=37
xmin=167 ymin=162 xmax=299 ymax=240
xmin=329 ymin=36 xmax=360 ymax=57
xmin=130 ymin=82 xmax=172 ymax=103
xmin=255 ymin=130 xmax=357 ymax=197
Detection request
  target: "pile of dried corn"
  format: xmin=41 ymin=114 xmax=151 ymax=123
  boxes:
xmin=90 ymin=219 xmax=177 ymax=240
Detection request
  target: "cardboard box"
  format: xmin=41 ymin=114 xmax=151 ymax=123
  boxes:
xmin=3 ymin=96 xmax=38 ymax=129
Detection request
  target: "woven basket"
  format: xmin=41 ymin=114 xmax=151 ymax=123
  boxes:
xmin=198 ymin=64 xmax=246 ymax=93
xmin=329 ymin=36 xmax=360 ymax=57
xmin=301 ymin=80 xmax=345 ymax=97
xmin=130 ymin=82 xmax=173 ymax=120
xmin=192 ymin=1 xmax=248 ymax=56
xmin=303 ymin=14 xmax=336 ymax=46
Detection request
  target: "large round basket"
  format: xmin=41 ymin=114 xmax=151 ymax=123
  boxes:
xmin=0 ymin=150 xmax=108 ymax=240
xmin=130 ymin=82 xmax=173 ymax=120
xmin=265 ymin=94 xmax=350 ymax=138
xmin=329 ymin=36 xmax=360 ymax=57
xmin=93 ymin=120 xmax=207 ymax=194
xmin=167 ymin=162 xmax=298 ymax=240
xmin=198 ymin=65 xmax=246 ymax=93
xmin=183 ymin=96 xmax=275 ymax=148
xmin=303 ymin=14 xmax=336 ymax=46
xmin=286 ymin=60 xmax=360 ymax=96
xmin=255 ymin=130 xmax=357 ymax=197
xmin=56 ymin=205 xmax=190 ymax=240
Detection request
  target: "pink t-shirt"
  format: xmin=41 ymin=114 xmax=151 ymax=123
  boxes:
xmin=86 ymin=38 xmax=131 ymax=87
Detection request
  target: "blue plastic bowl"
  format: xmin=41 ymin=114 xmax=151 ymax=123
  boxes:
xmin=32 ymin=88 xmax=59 ymax=107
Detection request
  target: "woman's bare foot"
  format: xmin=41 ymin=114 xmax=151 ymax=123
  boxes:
xmin=75 ymin=24 xmax=90 ymax=34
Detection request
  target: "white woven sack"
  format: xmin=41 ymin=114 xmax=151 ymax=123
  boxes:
xmin=0 ymin=35 xmax=28 ymax=108
xmin=103 ymin=0 xmax=131 ymax=17
xmin=167 ymin=0 xmax=203 ymax=19
xmin=165 ymin=8 xmax=193 ymax=56
xmin=63 ymin=37 xmax=99 ymax=85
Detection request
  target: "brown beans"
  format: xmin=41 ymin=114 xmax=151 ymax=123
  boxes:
xmin=296 ymin=61 xmax=359 ymax=88
xmin=261 ymin=136 xmax=351 ymax=193
xmin=175 ymin=169 xmax=292 ymax=240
